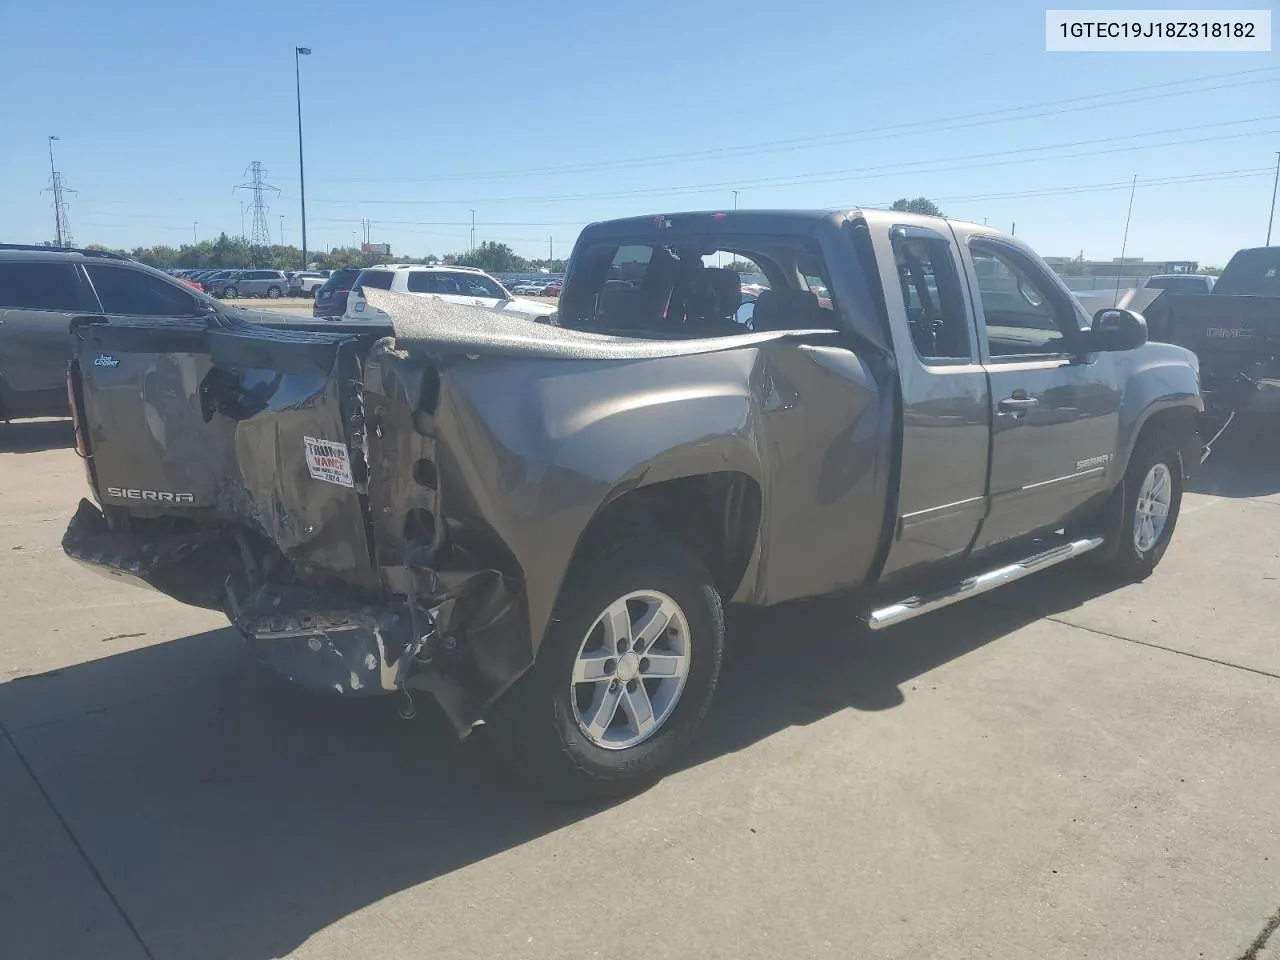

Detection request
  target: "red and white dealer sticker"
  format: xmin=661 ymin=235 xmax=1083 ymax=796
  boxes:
xmin=303 ymin=436 xmax=354 ymax=488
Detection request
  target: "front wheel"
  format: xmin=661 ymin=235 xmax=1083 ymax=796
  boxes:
xmin=491 ymin=534 xmax=724 ymax=799
xmin=1094 ymin=442 xmax=1183 ymax=581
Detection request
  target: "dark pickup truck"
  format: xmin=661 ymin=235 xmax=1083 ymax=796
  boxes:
xmin=61 ymin=209 xmax=1203 ymax=796
xmin=1143 ymin=245 xmax=1280 ymax=426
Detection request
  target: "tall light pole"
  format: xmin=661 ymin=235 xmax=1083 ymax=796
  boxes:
xmin=280 ymin=215 xmax=285 ymax=248
xmin=732 ymin=190 xmax=739 ymax=210
xmin=1267 ymin=151 xmax=1280 ymax=247
xmin=47 ymin=136 xmax=61 ymax=246
xmin=470 ymin=209 xmax=476 ymax=251
xmin=193 ymin=221 xmax=199 ymax=244
xmin=295 ymin=46 xmax=312 ymax=269
xmin=239 ymin=201 xmax=246 ymax=240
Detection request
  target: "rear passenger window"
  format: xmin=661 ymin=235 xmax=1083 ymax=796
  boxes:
xmin=0 ymin=262 xmax=83 ymax=311
xmin=356 ymin=270 xmax=394 ymax=291
xmin=890 ymin=231 xmax=972 ymax=362
xmin=85 ymin=265 xmax=198 ymax=316
xmin=406 ymin=272 xmax=436 ymax=294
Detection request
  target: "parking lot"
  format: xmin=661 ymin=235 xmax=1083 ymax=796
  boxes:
xmin=1 ymin=419 xmax=1277 ymax=960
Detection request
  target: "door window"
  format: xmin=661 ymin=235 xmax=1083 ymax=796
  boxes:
xmin=969 ymin=242 xmax=1079 ymax=358
xmin=0 ymin=262 xmax=83 ymax=311
xmin=86 ymin=265 xmax=199 ymax=316
xmin=890 ymin=232 xmax=972 ymax=362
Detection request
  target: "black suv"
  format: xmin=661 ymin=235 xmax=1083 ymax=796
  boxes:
xmin=313 ymin=267 xmax=361 ymax=319
xmin=0 ymin=245 xmax=293 ymax=421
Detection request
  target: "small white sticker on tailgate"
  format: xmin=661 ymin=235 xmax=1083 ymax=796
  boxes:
xmin=304 ymin=436 xmax=354 ymax=488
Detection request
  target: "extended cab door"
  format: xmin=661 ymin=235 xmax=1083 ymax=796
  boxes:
xmin=953 ymin=229 xmax=1123 ymax=548
xmin=862 ymin=218 xmax=991 ymax=580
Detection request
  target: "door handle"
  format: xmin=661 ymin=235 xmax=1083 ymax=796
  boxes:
xmin=998 ymin=395 xmax=1039 ymax=413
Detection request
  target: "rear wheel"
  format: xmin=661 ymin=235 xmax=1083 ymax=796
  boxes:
xmin=491 ymin=534 xmax=724 ymax=799
xmin=222 ymin=285 xmax=238 ymax=299
xmin=266 ymin=285 xmax=282 ymax=298
xmin=1094 ymin=440 xmax=1183 ymax=581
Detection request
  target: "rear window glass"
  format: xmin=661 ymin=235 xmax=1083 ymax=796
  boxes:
xmin=558 ymin=235 xmax=838 ymax=338
xmin=0 ymin=262 xmax=82 ymax=310
xmin=356 ymin=270 xmax=394 ymax=291
xmin=1216 ymin=249 xmax=1280 ymax=296
xmin=1145 ymin=277 xmax=1208 ymax=294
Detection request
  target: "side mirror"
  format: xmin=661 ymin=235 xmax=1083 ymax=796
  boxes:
xmin=1082 ymin=307 xmax=1148 ymax=352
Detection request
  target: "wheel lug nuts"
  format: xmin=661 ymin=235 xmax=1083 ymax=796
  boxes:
xmin=617 ymin=639 xmax=629 ymax=653
xmin=609 ymin=680 xmax=619 ymax=691
xmin=604 ymin=659 xmax=616 ymax=675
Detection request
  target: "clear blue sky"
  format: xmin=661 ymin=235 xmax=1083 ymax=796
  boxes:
xmin=3 ymin=0 xmax=1276 ymax=267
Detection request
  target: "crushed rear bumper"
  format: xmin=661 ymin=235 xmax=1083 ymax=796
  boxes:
xmin=62 ymin=499 xmax=526 ymax=733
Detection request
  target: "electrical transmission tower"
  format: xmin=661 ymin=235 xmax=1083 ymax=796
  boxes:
xmin=234 ymin=161 xmax=280 ymax=263
xmin=45 ymin=136 xmax=75 ymax=247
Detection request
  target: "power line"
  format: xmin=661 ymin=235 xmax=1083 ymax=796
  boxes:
xmin=77 ymin=168 xmax=1275 ymax=246
xmin=308 ymin=123 xmax=1280 ymax=207
xmin=311 ymin=68 xmax=1280 ymax=184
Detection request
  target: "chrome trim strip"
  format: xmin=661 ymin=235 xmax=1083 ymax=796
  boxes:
xmin=900 ymin=495 xmax=986 ymax=522
xmin=1020 ymin=465 xmax=1105 ymax=492
xmin=866 ymin=536 xmax=1104 ymax=630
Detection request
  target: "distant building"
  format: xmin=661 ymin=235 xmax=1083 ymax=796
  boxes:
xmin=1044 ymin=256 xmax=1199 ymax=279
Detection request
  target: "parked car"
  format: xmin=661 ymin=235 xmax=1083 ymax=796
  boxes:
xmin=1141 ymin=246 xmax=1280 ymax=426
xmin=216 ymin=269 xmax=289 ymax=299
xmin=0 ymin=244 xmax=295 ymax=421
xmin=1143 ymin=274 xmax=1216 ymax=295
xmin=199 ymin=270 xmax=240 ymax=293
xmin=345 ymin=264 xmax=554 ymax=322
xmin=510 ymin=280 xmax=547 ymax=295
xmin=312 ymin=267 xmax=361 ymax=318
xmin=541 ymin=280 xmax=562 ymax=297
xmin=59 ymin=208 xmax=1202 ymax=797
xmin=288 ymin=270 xmax=330 ymax=297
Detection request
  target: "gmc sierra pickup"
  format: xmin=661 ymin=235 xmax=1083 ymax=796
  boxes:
xmin=61 ymin=209 xmax=1203 ymax=796
xmin=1143 ymin=245 xmax=1280 ymax=425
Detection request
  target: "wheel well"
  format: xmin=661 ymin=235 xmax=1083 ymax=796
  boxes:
xmin=577 ymin=472 xmax=762 ymax=598
xmin=1132 ymin=406 xmax=1198 ymax=462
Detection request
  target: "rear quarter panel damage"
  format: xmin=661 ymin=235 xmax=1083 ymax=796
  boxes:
xmin=381 ymin=337 xmax=890 ymax=725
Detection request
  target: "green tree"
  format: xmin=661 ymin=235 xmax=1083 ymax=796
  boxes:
xmin=724 ymin=259 xmax=757 ymax=274
xmin=890 ymin=197 xmax=943 ymax=217
xmin=453 ymin=241 xmax=528 ymax=273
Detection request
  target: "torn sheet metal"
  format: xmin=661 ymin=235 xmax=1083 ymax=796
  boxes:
xmin=364 ymin=287 xmax=836 ymax=360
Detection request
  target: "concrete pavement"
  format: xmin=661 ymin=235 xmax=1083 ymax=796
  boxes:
xmin=1 ymin=418 xmax=1277 ymax=960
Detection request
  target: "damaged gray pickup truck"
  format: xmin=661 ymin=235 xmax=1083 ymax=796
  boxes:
xmin=62 ymin=209 xmax=1204 ymax=796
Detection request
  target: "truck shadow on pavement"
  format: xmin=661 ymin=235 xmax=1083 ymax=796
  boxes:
xmin=0 ymin=564 xmax=1118 ymax=960
xmin=1187 ymin=420 xmax=1280 ymax=498
xmin=0 ymin=418 xmax=73 ymax=453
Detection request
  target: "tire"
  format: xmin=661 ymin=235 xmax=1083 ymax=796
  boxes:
xmin=222 ymin=286 xmax=238 ymax=299
xmin=1093 ymin=438 xmax=1183 ymax=581
xmin=266 ymin=285 xmax=282 ymax=298
xmin=491 ymin=534 xmax=724 ymax=799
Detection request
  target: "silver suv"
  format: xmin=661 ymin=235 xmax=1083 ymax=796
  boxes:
xmin=220 ymin=270 xmax=288 ymax=299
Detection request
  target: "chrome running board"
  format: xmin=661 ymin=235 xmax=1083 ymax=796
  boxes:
xmin=866 ymin=536 xmax=1104 ymax=631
